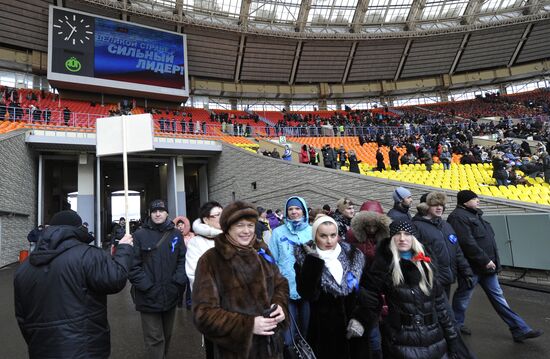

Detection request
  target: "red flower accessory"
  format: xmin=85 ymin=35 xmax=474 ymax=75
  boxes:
xmin=412 ymin=252 xmax=431 ymax=263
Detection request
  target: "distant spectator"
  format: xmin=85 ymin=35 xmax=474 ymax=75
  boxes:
xmin=389 ymin=145 xmax=400 ymax=171
xmin=348 ymin=149 xmax=361 ymax=174
xmin=63 ymin=107 xmax=71 ymax=126
xmin=375 ymin=147 xmax=385 ymax=172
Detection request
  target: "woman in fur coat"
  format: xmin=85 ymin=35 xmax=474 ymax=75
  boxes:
xmin=193 ymin=201 xmax=289 ymax=359
xmin=355 ymin=220 xmax=459 ymax=359
xmin=295 ymin=216 xmax=368 ymax=359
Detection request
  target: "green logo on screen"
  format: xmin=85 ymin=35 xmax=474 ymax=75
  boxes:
xmin=65 ymin=57 xmax=82 ymax=72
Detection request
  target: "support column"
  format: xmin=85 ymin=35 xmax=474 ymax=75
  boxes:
xmin=230 ymin=98 xmax=238 ymax=110
xmin=77 ymin=153 xmax=95 ymax=234
xmin=198 ymin=164 xmax=209 ymax=205
xmin=159 ymin=163 xmax=167 ymax=201
xmin=175 ymin=156 xmax=187 ymax=216
xmin=95 ymin=156 xmax=101 ymax=247
xmin=166 ymin=157 xmax=186 ymax=216
xmin=38 ymin=154 xmax=44 ymax=226
xmin=499 ymin=84 xmax=508 ymax=95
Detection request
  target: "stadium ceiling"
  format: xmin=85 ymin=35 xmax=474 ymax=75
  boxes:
xmin=83 ymin=0 xmax=550 ymax=38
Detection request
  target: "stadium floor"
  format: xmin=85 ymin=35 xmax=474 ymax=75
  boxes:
xmin=2 ymin=262 xmax=549 ymax=359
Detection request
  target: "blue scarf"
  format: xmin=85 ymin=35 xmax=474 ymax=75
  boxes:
xmin=400 ymin=250 xmax=413 ymax=260
xmin=286 ymin=218 xmax=309 ymax=233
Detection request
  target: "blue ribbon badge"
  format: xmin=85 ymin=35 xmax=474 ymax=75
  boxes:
xmin=280 ymin=236 xmax=298 ymax=246
xmin=346 ymin=272 xmax=359 ymax=292
xmin=448 ymin=234 xmax=458 ymax=244
xmin=258 ymin=248 xmax=274 ymax=263
xmin=171 ymin=237 xmax=178 ymax=253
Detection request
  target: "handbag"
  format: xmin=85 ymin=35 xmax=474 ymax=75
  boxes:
xmin=283 ymin=311 xmax=316 ymax=359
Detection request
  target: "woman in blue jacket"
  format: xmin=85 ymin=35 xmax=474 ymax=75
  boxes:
xmin=269 ymin=196 xmax=312 ymax=346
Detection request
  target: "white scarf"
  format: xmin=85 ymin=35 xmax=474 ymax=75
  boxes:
xmin=316 ymin=244 xmax=343 ymax=285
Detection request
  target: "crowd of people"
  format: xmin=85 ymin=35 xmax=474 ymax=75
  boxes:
xmin=14 ymin=187 xmax=545 ymax=359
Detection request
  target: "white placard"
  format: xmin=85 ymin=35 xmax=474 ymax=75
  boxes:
xmin=96 ymin=114 xmax=155 ymax=157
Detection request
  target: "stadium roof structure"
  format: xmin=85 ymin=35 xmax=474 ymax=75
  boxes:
xmin=85 ymin=0 xmax=550 ymax=38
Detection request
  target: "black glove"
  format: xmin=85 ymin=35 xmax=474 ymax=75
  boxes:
xmin=465 ymin=275 xmax=475 ymax=289
xmin=447 ymin=338 xmax=459 ymax=358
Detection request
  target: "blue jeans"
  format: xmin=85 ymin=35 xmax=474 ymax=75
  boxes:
xmin=284 ymin=299 xmax=310 ymax=345
xmin=369 ymin=325 xmax=382 ymax=352
xmin=452 ymin=273 xmax=531 ymax=337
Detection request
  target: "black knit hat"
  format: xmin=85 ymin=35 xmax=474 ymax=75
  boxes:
xmin=219 ymin=201 xmax=259 ymax=233
xmin=457 ymin=190 xmax=478 ymax=206
xmin=389 ymin=220 xmax=417 ymax=238
xmin=50 ymin=210 xmax=82 ymax=227
xmin=149 ymin=199 xmax=168 ymax=213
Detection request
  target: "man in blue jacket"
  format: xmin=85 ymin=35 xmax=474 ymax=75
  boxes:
xmin=269 ymin=196 xmax=311 ymax=345
xmin=15 ymin=210 xmax=134 ymax=359
xmin=130 ymin=200 xmax=186 ymax=359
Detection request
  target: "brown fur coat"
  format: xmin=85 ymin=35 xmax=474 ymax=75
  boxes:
xmin=193 ymin=234 xmax=289 ymax=359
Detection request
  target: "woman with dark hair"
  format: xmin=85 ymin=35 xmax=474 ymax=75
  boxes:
xmin=355 ymin=220 xmax=459 ymax=359
xmin=193 ymin=201 xmax=289 ymax=358
xmin=185 ymin=201 xmax=223 ymax=290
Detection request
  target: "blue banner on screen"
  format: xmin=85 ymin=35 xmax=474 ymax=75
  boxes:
xmin=94 ymin=19 xmax=185 ymax=89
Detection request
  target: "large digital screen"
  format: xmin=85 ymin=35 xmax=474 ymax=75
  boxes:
xmin=48 ymin=6 xmax=189 ymax=101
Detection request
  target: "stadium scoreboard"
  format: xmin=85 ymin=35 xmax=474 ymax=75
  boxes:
xmin=48 ymin=6 xmax=189 ymax=102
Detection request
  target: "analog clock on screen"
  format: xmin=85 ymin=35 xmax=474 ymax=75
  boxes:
xmin=53 ymin=12 xmax=94 ymax=46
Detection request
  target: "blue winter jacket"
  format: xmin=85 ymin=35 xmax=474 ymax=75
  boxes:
xmin=269 ymin=196 xmax=312 ymax=300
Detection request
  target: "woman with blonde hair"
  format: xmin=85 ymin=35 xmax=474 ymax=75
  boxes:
xmin=354 ymin=220 xmax=458 ymax=359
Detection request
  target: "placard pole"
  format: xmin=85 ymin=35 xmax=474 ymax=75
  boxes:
xmin=122 ymin=115 xmax=130 ymax=235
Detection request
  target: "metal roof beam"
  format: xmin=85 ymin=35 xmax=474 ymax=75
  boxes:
xmin=508 ymin=23 xmax=533 ymax=67
xmin=394 ymin=39 xmax=412 ymax=81
xmin=342 ymin=42 xmax=358 ymax=84
xmin=239 ymin=0 xmax=252 ymax=28
xmin=523 ymin=0 xmax=543 ymax=15
xmin=234 ymin=35 xmax=246 ymax=83
xmin=405 ymin=0 xmax=426 ymax=31
xmin=295 ymin=0 xmax=312 ymax=32
xmin=449 ymin=33 xmax=470 ymax=75
xmin=289 ymin=41 xmax=303 ymax=84
xmin=351 ymin=0 xmax=370 ymax=33
xmin=461 ymin=0 xmax=484 ymax=25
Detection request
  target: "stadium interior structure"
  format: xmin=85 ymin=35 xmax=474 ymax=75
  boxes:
xmin=1 ymin=0 xmax=550 ymax=272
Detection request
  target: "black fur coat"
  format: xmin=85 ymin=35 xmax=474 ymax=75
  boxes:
xmin=295 ymin=242 xmax=369 ymax=359
xmin=356 ymin=238 xmax=458 ymax=359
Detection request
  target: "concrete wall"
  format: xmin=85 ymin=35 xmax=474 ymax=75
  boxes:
xmin=0 ymin=131 xmax=36 ymax=267
xmin=208 ymin=143 xmax=549 ymax=215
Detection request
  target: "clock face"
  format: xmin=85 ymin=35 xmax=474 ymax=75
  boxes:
xmin=53 ymin=12 xmax=94 ymax=46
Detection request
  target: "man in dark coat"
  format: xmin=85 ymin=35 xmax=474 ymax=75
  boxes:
xmin=448 ymin=190 xmax=543 ymax=342
xmin=14 ymin=210 xmax=134 ymax=359
xmin=412 ymin=192 xmax=473 ymax=298
xmin=129 ymin=199 xmax=186 ymax=359
xmin=387 ymin=187 xmax=413 ymax=222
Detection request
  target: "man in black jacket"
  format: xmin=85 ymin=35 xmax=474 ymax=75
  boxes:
xmin=129 ymin=199 xmax=186 ymax=359
xmin=412 ymin=192 xmax=473 ymax=299
xmin=387 ymin=187 xmax=413 ymax=222
xmin=14 ymin=210 xmax=134 ymax=359
xmin=448 ymin=190 xmax=543 ymax=342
